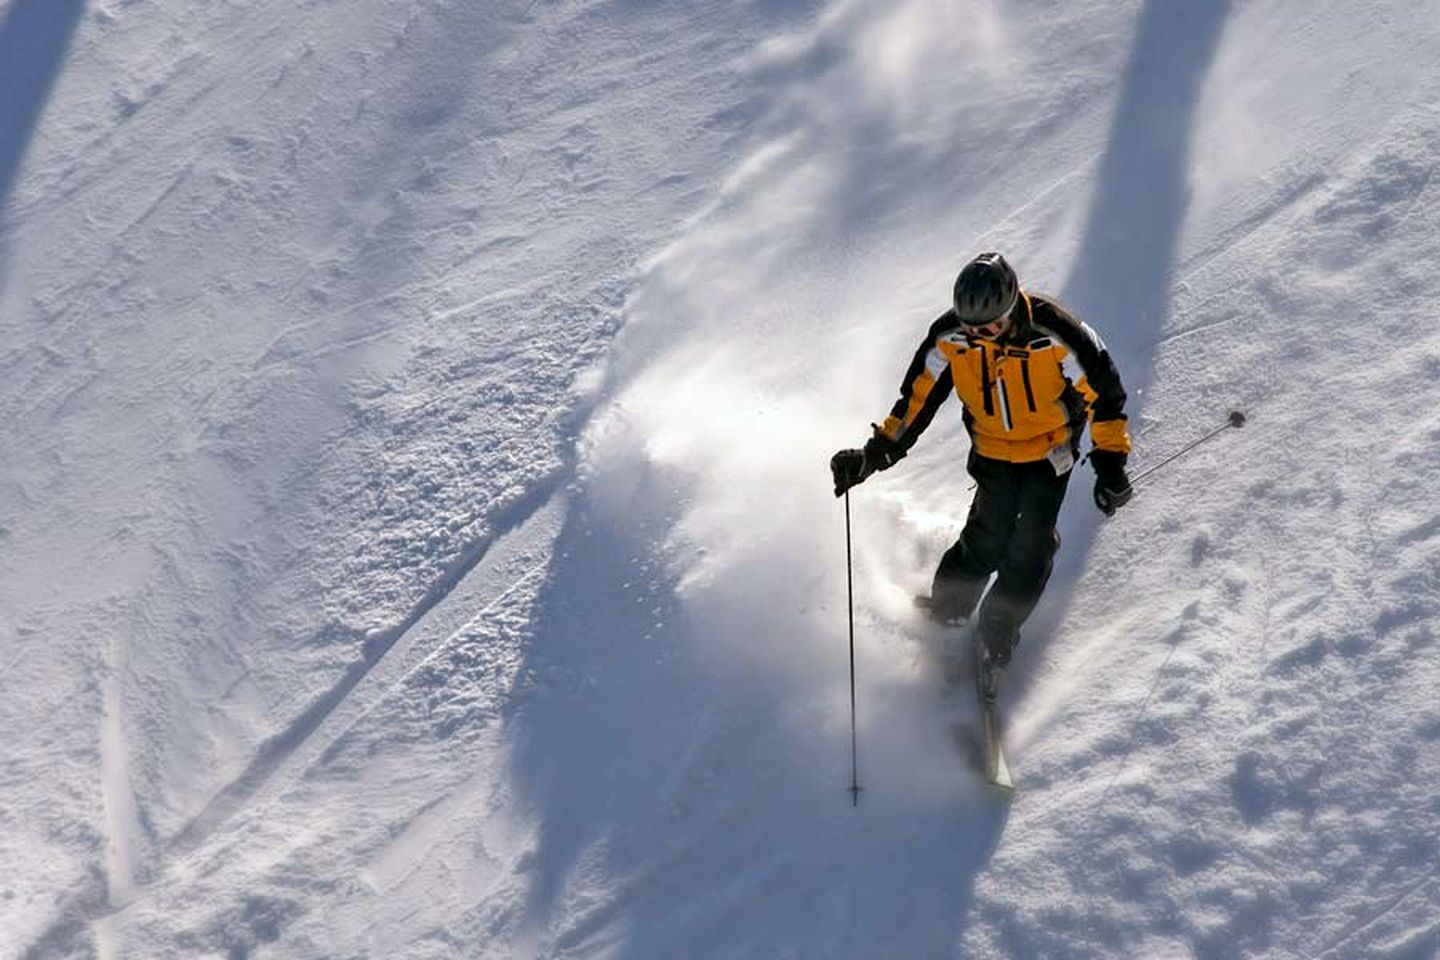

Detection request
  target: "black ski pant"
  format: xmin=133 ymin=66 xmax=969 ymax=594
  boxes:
xmin=930 ymin=452 xmax=1071 ymax=657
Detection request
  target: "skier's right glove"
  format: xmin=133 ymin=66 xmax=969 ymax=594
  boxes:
xmin=830 ymin=432 xmax=905 ymax=497
xmin=1090 ymin=449 xmax=1134 ymax=516
xmin=830 ymin=449 xmax=867 ymax=496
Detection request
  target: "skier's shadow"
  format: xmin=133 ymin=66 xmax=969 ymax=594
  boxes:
xmin=1025 ymin=0 xmax=1233 ymax=652
xmin=506 ymin=476 xmax=1010 ymax=958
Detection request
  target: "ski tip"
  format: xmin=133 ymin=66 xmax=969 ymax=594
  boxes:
xmin=990 ymin=751 xmax=1016 ymax=792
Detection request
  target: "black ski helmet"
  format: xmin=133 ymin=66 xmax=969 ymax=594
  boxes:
xmin=952 ymin=252 xmax=1019 ymax=326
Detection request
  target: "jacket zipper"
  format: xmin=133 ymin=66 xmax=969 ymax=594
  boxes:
xmin=1020 ymin=356 xmax=1037 ymax=412
xmin=980 ymin=345 xmax=994 ymax=416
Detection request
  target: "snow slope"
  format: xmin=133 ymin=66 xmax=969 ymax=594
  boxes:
xmin=5 ymin=0 xmax=1440 ymax=957
xmin=2 ymin=0 xmax=804 ymax=954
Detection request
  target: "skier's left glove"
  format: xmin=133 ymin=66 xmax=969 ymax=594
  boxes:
xmin=830 ymin=431 xmax=905 ymax=497
xmin=1090 ymin=449 xmax=1133 ymax=516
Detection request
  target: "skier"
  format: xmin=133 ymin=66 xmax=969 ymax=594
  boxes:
xmin=830 ymin=252 xmax=1134 ymax=695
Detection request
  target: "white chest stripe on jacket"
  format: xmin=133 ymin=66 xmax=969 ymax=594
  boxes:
xmin=996 ymin=377 xmax=1014 ymax=431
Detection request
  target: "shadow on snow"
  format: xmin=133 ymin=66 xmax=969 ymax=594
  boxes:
xmin=506 ymin=471 xmax=1009 ymax=958
xmin=1026 ymin=0 xmax=1233 ymax=649
xmin=0 ymin=0 xmax=86 ymax=287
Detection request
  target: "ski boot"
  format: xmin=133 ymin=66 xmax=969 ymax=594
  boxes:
xmin=973 ymin=607 xmax=1019 ymax=703
xmin=926 ymin=573 xmax=984 ymax=628
xmin=974 ymin=639 xmax=1002 ymax=704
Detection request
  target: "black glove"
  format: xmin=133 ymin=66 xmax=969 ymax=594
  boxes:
xmin=830 ymin=448 xmax=868 ymax=497
xmin=830 ymin=432 xmax=905 ymax=497
xmin=1090 ymin=449 xmax=1133 ymax=516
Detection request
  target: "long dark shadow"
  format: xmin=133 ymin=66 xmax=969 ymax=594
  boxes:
xmin=0 ymin=0 xmax=86 ymax=239
xmin=506 ymin=479 xmax=1007 ymax=959
xmin=1026 ymin=0 xmax=1233 ymax=651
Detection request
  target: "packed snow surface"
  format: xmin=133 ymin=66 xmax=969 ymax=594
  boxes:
xmin=4 ymin=0 xmax=1440 ymax=957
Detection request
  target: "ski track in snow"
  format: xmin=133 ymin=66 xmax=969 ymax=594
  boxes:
xmin=96 ymin=633 xmax=140 ymax=960
xmin=1307 ymin=874 xmax=1439 ymax=960
xmin=167 ymin=485 xmax=564 ymax=857
xmin=22 ymin=490 xmax=567 ymax=954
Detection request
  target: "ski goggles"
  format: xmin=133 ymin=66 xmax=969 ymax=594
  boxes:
xmin=960 ymin=303 xmax=1014 ymax=339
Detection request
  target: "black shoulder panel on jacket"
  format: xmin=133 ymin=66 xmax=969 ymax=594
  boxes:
xmin=1028 ymin=293 xmax=1128 ymax=421
xmin=884 ymin=312 xmax=956 ymax=452
xmin=928 ymin=309 xmax=963 ymax=339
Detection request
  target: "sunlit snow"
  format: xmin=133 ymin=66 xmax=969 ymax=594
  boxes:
xmin=4 ymin=1 xmax=1440 ymax=958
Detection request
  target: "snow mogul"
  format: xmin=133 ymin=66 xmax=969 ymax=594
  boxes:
xmin=830 ymin=252 xmax=1134 ymax=695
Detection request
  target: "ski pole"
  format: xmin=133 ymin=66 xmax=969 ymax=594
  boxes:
xmin=1129 ymin=409 xmax=1246 ymax=488
xmin=845 ymin=489 xmax=862 ymax=806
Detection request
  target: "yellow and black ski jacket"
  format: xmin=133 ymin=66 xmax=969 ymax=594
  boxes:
xmin=876 ymin=292 xmax=1131 ymax=465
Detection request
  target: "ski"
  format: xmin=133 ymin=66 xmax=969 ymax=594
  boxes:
xmin=974 ymin=636 xmax=1015 ymax=791
xmin=915 ymin=594 xmax=1015 ymax=791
